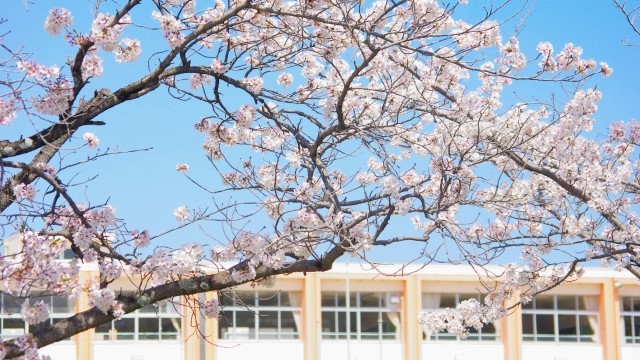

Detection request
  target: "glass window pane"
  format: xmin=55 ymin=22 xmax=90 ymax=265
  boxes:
xmin=360 ymin=293 xmax=380 ymax=308
xmin=633 ymin=298 xmax=640 ymax=313
xmin=235 ymin=311 xmax=256 ymax=339
xmin=481 ymin=322 xmax=497 ymax=341
xmin=258 ymin=310 xmax=279 ymax=339
xmin=63 ymin=248 xmax=75 ymax=260
xmin=32 ymin=295 xmax=52 ymax=308
xmin=218 ymin=310 xmax=233 ymax=340
xmin=280 ymin=292 xmax=292 ymax=307
xmin=52 ymin=296 xmax=73 ymax=314
xmin=440 ymin=294 xmax=456 ymax=308
xmin=483 ymin=322 xmax=496 ymax=335
xmin=321 ymin=293 xmax=336 ymax=307
xmin=623 ymin=297 xmax=633 ymax=312
xmin=459 ymin=293 xmax=477 ymax=303
xmin=219 ymin=293 xmax=235 ymax=307
xmin=322 ymin=311 xmax=336 ymax=337
xmin=381 ymin=313 xmax=398 ymax=339
xmin=336 ymin=293 xmax=346 ymax=307
xmin=577 ymin=296 xmax=587 ymax=310
xmin=438 ymin=332 xmax=457 ymax=341
xmin=138 ymin=318 xmax=160 ymax=340
xmin=95 ymin=321 xmax=112 ymax=341
xmin=338 ymin=312 xmax=347 ymax=339
xmin=162 ymin=298 xmax=180 ymax=314
xmin=2 ymin=318 xmax=25 ymax=338
xmin=557 ymin=296 xmax=576 ymax=310
xmin=522 ymin=314 xmax=534 ymax=336
xmin=360 ymin=312 xmax=379 ymax=339
xmin=280 ymin=310 xmax=298 ymax=339
xmin=624 ymin=315 xmax=633 ymax=337
xmin=535 ymin=296 xmax=554 ymax=310
xmin=349 ymin=312 xmax=357 ymax=339
xmin=558 ymin=314 xmax=577 ymax=341
xmin=349 ymin=293 xmax=357 ymax=308
xmin=161 ymin=318 xmax=181 ymax=340
xmin=522 ymin=299 xmax=534 ymax=310
xmin=634 ymin=316 xmax=640 ymax=341
xmin=579 ymin=315 xmax=595 ymax=342
xmin=536 ymin=314 xmax=555 ymax=341
xmin=114 ymin=318 xmax=135 ymax=340
xmin=258 ymin=292 xmax=279 ymax=307
xmin=3 ymin=294 xmax=22 ymax=314
xmin=235 ymin=292 xmax=256 ymax=307
xmin=466 ymin=327 xmax=480 ymax=341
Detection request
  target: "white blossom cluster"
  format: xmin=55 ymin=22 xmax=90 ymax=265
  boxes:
xmin=203 ymin=299 xmax=221 ymax=319
xmin=20 ymin=301 xmax=51 ymax=325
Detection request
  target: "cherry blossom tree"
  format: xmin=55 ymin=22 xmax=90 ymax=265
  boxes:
xmin=0 ymin=0 xmax=638 ymax=358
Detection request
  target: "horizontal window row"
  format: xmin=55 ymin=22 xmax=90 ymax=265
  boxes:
xmin=521 ymin=295 xmax=598 ymax=343
xmin=7 ymin=292 xmax=640 ymax=345
xmin=622 ymin=296 xmax=640 ymax=344
xmin=218 ymin=290 xmax=301 ymax=340
xmin=423 ymin=293 xmax=497 ymax=341
xmin=95 ymin=316 xmax=181 ymax=341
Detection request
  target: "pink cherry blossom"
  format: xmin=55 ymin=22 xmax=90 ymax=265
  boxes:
xmin=173 ymin=206 xmax=189 ymax=221
xmin=277 ymin=73 xmax=294 ymax=87
xmin=21 ymin=301 xmax=51 ymax=325
xmin=210 ymin=58 xmax=227 ymax=74
xmin=114 ymin=38 xmax=142 ymax=63
xmin=0 ymin=97 xmax=16 ymax=126
xmin=44 ymin=8 xmax=73 ymax=36
xmin=82 ymin=132 xmax=100 ymax=148
xmin=176 ymin=163 xmax=190 ymax=172
xmin=13 ymin=183 xmax=36 ymax=201
xmin=81 ymin=54 xmax=103 ymax=80
xmin=241 ymin=77 xmax=264 ymax=94
xmin=204 ymin=299 xmax=220 ymax=319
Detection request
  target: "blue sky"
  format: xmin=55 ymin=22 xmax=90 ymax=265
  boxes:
xmin=2 ymin=0 xmax=639 ymax=264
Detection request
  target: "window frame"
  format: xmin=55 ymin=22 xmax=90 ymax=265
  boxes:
xmin=321 ymin=291 xmax=401 ymax=341
xmin=0 ymin=293 xmax=75 ymax=341
xmin=217 ymin=290 xmax=301 ymax=341
xmin=521 ymin=294 xmax=598 ymax=343
xmin=421 ymin=292 xmax=499 ymax=342
xmin=621 ymin=295 xmax=640 ymax=344
xmin=93 ymin=297 xmax=182 ymax=342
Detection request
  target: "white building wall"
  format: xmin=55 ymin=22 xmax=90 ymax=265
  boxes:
xmin=216 ymin=341 xmax=303 ymax=360
xmin=94 ymin=342 xmax=183 ymax=360
xmin=522 ymin=343 xmax=602 ymax=360
xmin=622 ymin=346 xmax=640 ymax=360
xmin=422 ymin=342 xmax=504 ymax=360
xmin=39 ymin=342 xmax=75 ymax=360
xmin=320 ymin=341 xmax=402 ymax=360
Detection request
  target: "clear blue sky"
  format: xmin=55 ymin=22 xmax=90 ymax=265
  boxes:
xmin=3 ymin=0 xmax=639 ymax=263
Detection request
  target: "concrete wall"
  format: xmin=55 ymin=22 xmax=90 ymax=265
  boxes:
xmin=215 ymin=341 xmax=303 ymax=360
xmin=39 ymin=342 xmax=75 ymax=359
xmin=622 ymin=346 xmax=640 ymax=360
xmin=522 ymin=344 xmax=602 ymax=360
xmin=320 ymin=341 xmax=402 ymax=360
xmin=422 ymin=342 xmax=504 ymax=360
xmin=93 ymin=342 xmax=183 ymax=360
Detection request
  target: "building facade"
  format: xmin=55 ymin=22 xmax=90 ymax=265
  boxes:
xmin=2 ymin=264 xmax=640 ymax=360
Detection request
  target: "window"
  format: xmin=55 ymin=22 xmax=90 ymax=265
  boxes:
xmin=218 ymin=291 xmax=301 ymax=340
xmin=422 ymin=292 xmax=498 ymax=341
xmin=0 ymin=293 xmax=74 ymax=340
xmin=621 ymin=296 xmax=640 ymax=344
xmin=94 ymin=298 xmax=182 ymax=341
xmin=522 ymin=295 xmax=598 ymax=342
xmin=321 ymin=292 xmax=401 ymax=340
